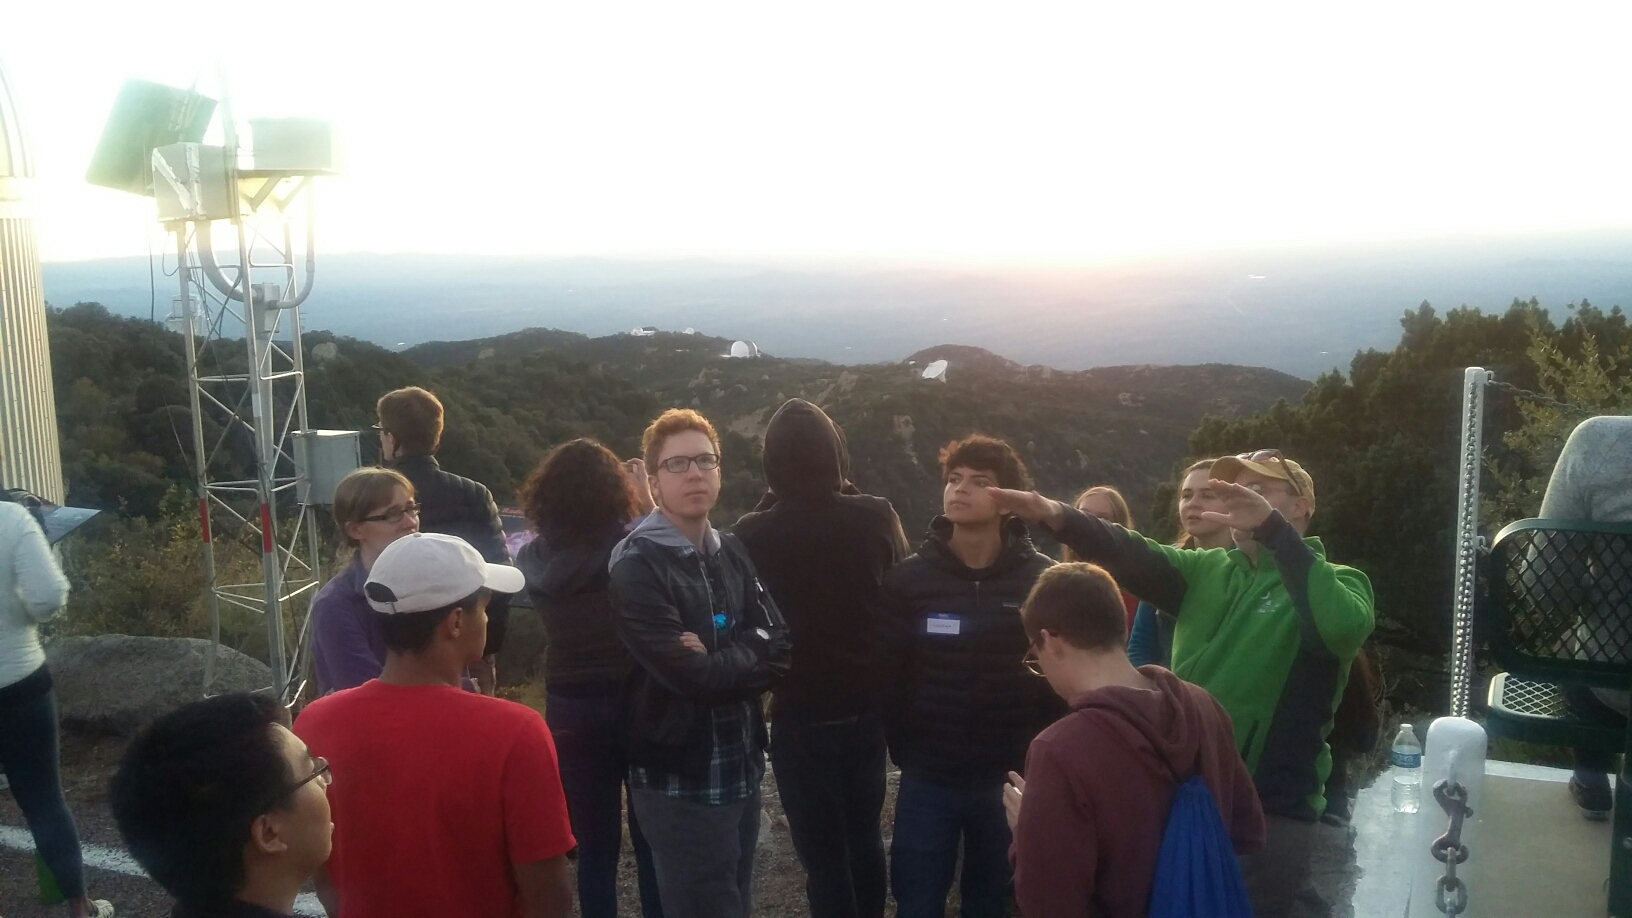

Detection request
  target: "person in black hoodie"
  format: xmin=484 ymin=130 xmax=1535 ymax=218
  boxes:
xmin=880 ymin=434 xmax=1061 ymax=918
xmin=609 ymin=409 xmax=792 ymax=918
xmin=376 ymin=386 xmax=512 ymax=694
xmin=515 ymin=439 xmax=663 ymax=918
xmin=733 ymin=399 xmax=909 ymax=918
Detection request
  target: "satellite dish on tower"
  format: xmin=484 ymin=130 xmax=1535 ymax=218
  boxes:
xmin=922 ymin=359 xmax=948 ymax=381
xmin=729 ymin=340 xmax=752 ymax=358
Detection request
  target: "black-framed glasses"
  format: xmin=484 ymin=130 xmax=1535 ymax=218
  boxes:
xmin=1023 ymin=648 xmax=1045 ymax=677
xmin=1237 ymin=449 xmax=1303 ymax=496
xmin=657 ymin=453 xmax=721 ymax=474
xmin=362 ymin=502 xmax=420 ymax=524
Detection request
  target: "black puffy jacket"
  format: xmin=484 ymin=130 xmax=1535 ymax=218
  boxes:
xmin=882 ymin=516 xmax=1064 ymax=787
xmin=389 ymin=453 xmax=513 ymax=655
xmin=609 ymin=513 xmax=792 ymax=779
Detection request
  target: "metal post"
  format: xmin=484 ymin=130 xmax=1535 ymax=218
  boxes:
xmin=177 ymin=226 xmax=224 ymax=695
xmin=1449 ymin=367 xmax=1491 ymax=718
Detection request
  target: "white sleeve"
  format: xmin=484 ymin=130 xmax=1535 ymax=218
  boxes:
xmin=8 ymin=507 xmax=69 ymax=622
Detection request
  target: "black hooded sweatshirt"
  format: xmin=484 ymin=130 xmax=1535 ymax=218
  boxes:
xmin=516 ymin=521 xmax=634 ymax=693
xmin=733 ymin=399 xmax=910 ymax=722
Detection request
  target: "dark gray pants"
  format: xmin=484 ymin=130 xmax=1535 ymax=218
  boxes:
xmin=1238 ymin=812 xmax=1319 ymax=918
xmin=632 ymin=786 xmax=761 ymax=918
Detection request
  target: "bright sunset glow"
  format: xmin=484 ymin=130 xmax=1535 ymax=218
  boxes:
xmin=6 ymin=2 xmax=1630 ymax=264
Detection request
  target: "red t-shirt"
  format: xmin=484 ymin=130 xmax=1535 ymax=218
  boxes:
xmin=294 ymin=681 xmax=575 ymax=918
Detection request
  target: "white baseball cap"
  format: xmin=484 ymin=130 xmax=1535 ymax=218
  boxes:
xmin=363 ymin=532 xmax=524 ymax=615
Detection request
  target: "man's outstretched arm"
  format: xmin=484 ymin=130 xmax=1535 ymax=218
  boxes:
xmin=986 ymin=487 xmax=1190 ymax=613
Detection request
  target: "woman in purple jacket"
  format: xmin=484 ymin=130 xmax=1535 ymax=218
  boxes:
xmin=309 ymin=468 xmax=420 ymax=694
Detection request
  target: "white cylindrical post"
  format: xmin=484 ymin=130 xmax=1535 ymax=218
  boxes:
xmin=1407 ymin=716 xmax=1487 ymax=918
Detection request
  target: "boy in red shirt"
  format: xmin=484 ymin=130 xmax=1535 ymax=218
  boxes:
xmin=1004 ymin=562 xmax=1264 ymax=918
xmin=295 ymin=532 xmax=575 ymax=918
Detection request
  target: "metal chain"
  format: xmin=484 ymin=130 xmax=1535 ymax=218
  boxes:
xmin=1433 ymin=780 xmax=1473 ymax=915
xmin=1488 ymin=378 xmax=1598 ymax=418
xmin=1449 ymin=369 xmax=1488 ymax=717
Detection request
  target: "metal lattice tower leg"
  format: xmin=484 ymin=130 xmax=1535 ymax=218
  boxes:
xmin=170 ymin=177 xmax=323 ymax=704
xmin=1448 ymin=367 xmax=1490 ymax=718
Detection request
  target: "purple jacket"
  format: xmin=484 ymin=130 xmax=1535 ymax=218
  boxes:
xmin=310 ymin=558 xmax=386 ymax=695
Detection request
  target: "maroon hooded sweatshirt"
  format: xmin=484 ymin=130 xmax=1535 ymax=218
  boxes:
xmin=1011 ymin=665 xmax=1266 ymax=918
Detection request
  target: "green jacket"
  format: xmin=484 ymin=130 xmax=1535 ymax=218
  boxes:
xmin=1050 ymin=506 xmax=1374 ymax=820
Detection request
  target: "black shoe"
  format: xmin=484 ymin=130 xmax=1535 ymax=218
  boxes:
xmin=1570 ymin=776 xmax=1613 ymax=820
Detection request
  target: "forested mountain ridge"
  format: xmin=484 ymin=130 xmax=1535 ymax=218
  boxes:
xmin=47 ymin=304 xmax=1305 ymax=539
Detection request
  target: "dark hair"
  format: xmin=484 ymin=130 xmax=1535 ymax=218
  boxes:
xmin=376 ymin=387 xmax=445 ymax=455
xmin=517 ymin=439 xmax=636 ymax=538
xmin=938 ymin=434 xmax=1033 ymax=490
xmin=641 ymin=408 xmax=721 ymax=467
xmin=108 ymin=694 xmax=294 ymax=905
xmin=375 ymin=589 xmax=487 ymax=654
xmin=1021 ymin=562 xmax=1128 ymax=651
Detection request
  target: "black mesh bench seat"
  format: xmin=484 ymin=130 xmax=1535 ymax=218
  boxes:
xmin=1485 ymin=672 xmax=1624 ymax=753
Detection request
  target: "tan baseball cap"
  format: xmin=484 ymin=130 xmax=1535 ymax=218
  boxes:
xmin=1209 ymin=452 xmax=1316 ymax=509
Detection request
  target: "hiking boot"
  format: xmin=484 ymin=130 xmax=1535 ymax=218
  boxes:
xmin=1570 ymin=776 xmax=1613 ymax=820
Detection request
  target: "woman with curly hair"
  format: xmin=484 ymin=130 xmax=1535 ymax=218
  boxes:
xmin=515 ymin=439 xmax=662 ymax=918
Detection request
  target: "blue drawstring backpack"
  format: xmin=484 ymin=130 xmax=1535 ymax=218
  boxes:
xmin=1146 ymin=766 xmax=1254 ymax=918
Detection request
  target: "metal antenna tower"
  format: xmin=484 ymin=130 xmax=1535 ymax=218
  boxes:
xmin=158 ymin=112 xmax=338 ymax=704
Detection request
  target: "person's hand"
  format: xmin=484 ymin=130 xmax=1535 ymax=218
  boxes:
xmin=985 ymin=488 xmax=1066 ymax=529
xmin=679 ymin=632 xmax=707 ymax=654
xmin=1004 ymin=771 xmax=1026 ymax=831
xmin=1197 ymin=479 xmax=1276 ymax=532
xmin=625 ymin=459 xmax=657 ymax=513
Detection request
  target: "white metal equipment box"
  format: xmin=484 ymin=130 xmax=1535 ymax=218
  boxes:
xmin=151 ymin=143 xmax=235 ymax=223
xmin=292 ymin=430 xmax=361 ymax=506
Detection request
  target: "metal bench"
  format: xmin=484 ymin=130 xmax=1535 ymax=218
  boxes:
xmin=1482 ymin=518 xmax=1632 ymax=914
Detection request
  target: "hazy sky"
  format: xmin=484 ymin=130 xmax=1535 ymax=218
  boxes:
xmin=6 ymin=2 xmax=1630 ymax=264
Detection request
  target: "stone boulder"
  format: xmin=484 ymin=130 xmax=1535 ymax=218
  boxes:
xmin=46 ymin=635 xmax=273 ymax=736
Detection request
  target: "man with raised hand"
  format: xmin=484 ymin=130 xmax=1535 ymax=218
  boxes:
xmin=610 ymin=408 xmax=792 ymax=918
xmin=987 ymin=451 xmax=1373 ymax=918
xmin=294 ymin=532 xmax=574 ymax=918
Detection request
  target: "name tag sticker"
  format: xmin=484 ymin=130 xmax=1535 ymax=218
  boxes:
xmin=926 ymin=613 xmax=961 ymax=636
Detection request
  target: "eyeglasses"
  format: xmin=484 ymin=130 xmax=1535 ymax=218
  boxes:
xmin=362 ymin=502 xmax=420 ymax=523
xmin=1237 ymin=449 xmax=1303 ymax=496
xmin=1023 ymin=648 xmax=1045 ymax=677
xmin=258 ymin=757 xmax=331 ymax=813
xmin=656 ymin=453 xmax=721 ymax=474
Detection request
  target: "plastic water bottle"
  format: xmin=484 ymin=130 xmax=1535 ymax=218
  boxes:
xmin=1391 ymin=723 xmax=1423 ymax=813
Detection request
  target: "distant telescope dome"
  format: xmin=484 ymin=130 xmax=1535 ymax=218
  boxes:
xmin=683 ymin=327 xmax=696 ymax=335
xmin=729 ymin=340 xmax=752 ymax=358
xmin=311 ymin=342 xmax=340 ymax=363
xmin=632 ymin=326 xmax=657 ymax=337
xmin=922 ymin=359 xmax=948 ymax=381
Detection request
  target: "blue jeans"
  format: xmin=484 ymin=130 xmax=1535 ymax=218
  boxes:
xmin=770 ymin=710 xmax=887 ymax=918
xmin=0 ymin=681 xmax=85 ymax=899
xmin=546 ymin=690 xmax=663 ymax=918
xmin=889 ymin=774 xmax=1013 ymax=918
